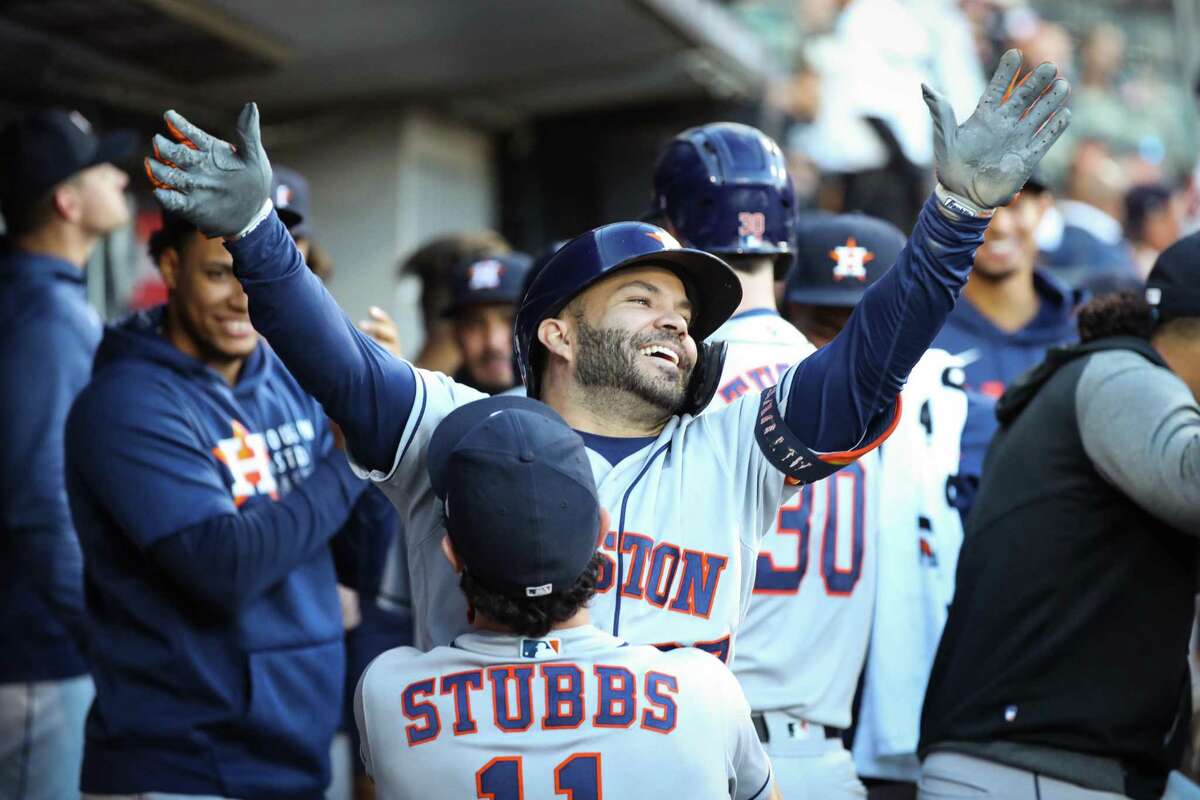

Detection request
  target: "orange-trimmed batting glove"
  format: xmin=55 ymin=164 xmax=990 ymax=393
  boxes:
xmin=145 ymin=102 xmax=273 ymax=238
xmin=922 ymin=49 xmax=1071 ymax=218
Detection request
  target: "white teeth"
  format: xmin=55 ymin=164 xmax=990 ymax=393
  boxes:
xmin=639 ymin=345 xmax=679 ymax=365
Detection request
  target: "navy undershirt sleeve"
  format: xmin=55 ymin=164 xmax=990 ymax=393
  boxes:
xmin=783 ymin=197 xmax=989 ymax=453
xmin=226 ymin=212 xmax=416 ymax=473
xmin=148 ymin=451 xmax=368 ymax=617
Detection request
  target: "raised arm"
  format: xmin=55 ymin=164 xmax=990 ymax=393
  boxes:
xmin=781 ymin=50 xmax=1070 ymax=455
xmin=144 ymin=104 xmax=414 ymax=473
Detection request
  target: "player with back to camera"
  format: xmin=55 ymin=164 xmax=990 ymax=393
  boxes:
xmin=143 ymin=51 xmax=1069 ymax=671
xmin=355 ymin=394 xmax=780 ymax=799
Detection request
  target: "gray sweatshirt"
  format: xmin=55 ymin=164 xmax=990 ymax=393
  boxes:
xmin=1076 ymin=349 xmax=1200 ymax=536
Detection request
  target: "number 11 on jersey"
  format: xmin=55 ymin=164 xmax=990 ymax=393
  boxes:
xmin=477 ymin=752 xmax=602 ymax=799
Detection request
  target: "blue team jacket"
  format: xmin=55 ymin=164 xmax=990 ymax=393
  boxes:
xmin=931 ymin=270 xmax=1079 ymax=400
xmin=0 ymin=244 xmax=99 ymax=683
xmin=65 ymin=308 xmax=350 ymax=799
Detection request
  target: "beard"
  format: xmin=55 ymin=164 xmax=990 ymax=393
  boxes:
xmin=572 ymin=313 xmax=692 ymax=415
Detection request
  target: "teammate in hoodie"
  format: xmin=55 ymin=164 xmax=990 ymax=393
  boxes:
xmin=64 ymin=211 xmax=384 ymax=798
xmin=931 ymin=175 xmax=1079 ymax=401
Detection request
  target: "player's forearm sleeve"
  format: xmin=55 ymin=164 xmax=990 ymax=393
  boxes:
xmin=783 ymin=197 xmax=988 ymax=453
xmin=226 ymin=212 xmax=417 ymax=473
xmin=147 ymin=451 xmax=368 ymax=616
xmin=1077 ymin=351 xmax=1200 ymax=536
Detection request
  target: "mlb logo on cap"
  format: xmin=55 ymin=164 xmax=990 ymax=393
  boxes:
xmin=467 ymin=259 xmax=505 ymax=290
xmin=830 ymin=237 xmax=873 ymax=282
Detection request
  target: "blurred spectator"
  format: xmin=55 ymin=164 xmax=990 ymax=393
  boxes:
xmin=399 ymin=231 xmax=510 ymax=374
xmin=1042 ymin=140 xmax=1136 ymax=290
xmin=444 ymin=252 xmax=531 ymax=394
xmin=932 ymin=176 xmax=1078 ymax=401
xmin=793 ymin=0 xmax=982 ymax=231
xmin=0 ymin=109 xmax=132 ymax=799
xmin=1039 ymin=22 xmax=1198 ymax=193
xmin=65 ymin=209 xmax=380 ymax=798
xmin=1126 ymin=183 xmax=1181 ymax=280
xmin=919 ymin=240 xmax=1200 ymax=798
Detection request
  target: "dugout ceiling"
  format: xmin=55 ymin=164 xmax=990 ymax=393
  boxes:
xmin=0 ymin=0 xmax=778 ymax=126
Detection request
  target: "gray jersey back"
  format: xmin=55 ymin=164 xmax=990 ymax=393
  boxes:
xmin=355 ymin=625 xmax=773 ymax=799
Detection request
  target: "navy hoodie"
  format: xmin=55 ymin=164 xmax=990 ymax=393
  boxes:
xmin=931 ymin=270 xmax=1079 ymax=400
xmin=65 ymin=308 xmax=367 ymax=798
xmin=0 ymin=244 xmax=99 ymax=682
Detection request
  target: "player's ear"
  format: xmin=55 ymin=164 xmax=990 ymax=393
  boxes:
xmin=596 ymin=506 xmax=611 ymax=546
xmin=158 ymin=246 xmax=183 ymax=291
xmin=537 ymin=314 xmax=574 ymax=364
xmin=440 ymin=534 xmax=464 ymax=573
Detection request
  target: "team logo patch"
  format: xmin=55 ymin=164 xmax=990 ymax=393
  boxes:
xmin=212 ymin=420 xmax=279 ymax=506
xmin=467 ymin=259 xmax=505 ymax=290
xmin=275 ymin=183 xmax=294 ymax=209
xmin=519 ymin=638 xmax=562 ymax=659
xmin=829 ymin=237 xmax=873 ymax=282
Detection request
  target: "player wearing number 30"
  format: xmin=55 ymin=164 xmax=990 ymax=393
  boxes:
xmin=355 ymin=396 xmax=779 ymax=799
xmin=143 ymin=50 xmax=1068 ymax=662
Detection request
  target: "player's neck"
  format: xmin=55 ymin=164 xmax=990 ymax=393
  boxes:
xmin=16 ymin=224 xmax=99 ymax=270
xmin=545 ymin=381 xmax=669 ymax=438
xmin=731 ymin=267 xmax=778 ymax=317
xmin=962 ymin=268 xmax=1039 ymax=334
xmin=473 ymin=608 xmax=592 ymax=635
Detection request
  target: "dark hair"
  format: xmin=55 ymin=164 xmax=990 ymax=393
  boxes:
xmin=460 ymin=552 xmax=604 ymax=638
xmin=3 ymin=187 xmax=58 ymax=238
xmin=149 ymin=210 xmax=199 ymax=263
xmin=1077 ymin=291 xmax=1156 ymax=342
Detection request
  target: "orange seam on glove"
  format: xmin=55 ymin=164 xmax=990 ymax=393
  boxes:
xmin=165 ymin=118 xmax=199 ymax=150
xmin=152 ymin=141 xmax=179 ymax=170
xmin=144 ymin=157 xmax=173 ymax=191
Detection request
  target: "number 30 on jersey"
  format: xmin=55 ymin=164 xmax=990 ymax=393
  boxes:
xmin=754 ymin=462 xmax=866 ymax=596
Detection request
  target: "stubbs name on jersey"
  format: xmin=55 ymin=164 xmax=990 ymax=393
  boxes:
xmin=401 ymin=660 xmax=679 ymax=746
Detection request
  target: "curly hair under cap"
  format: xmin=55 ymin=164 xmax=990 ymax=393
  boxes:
xmin=459 ymin=553 xmax=604 ymax=638
xmin=1077 ymin=291 xmax=1156 ymax=343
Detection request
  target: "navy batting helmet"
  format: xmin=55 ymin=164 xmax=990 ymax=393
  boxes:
xmin=650 ymin=122 xmax=796 ymax=276
xmin=515 ymin=221 xmax=741 ymax=413
xmin=785 ymin=213 xmax=906 ymax=307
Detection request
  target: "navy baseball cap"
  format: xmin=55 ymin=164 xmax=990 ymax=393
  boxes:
xmin=0 ymin=109 xmax=136 ymax=214
xmin=444 ymin=252 xmax=533 ymax=317
xmin=428 ymin=395 xmax=601 ymax=599
xmin=785 ymin=213 xmax=907 ymax=307
xmin=271 ymin=165 xmax=312 ymax=238
xmin=1146 ymin=230 xmax=1200 ymax=322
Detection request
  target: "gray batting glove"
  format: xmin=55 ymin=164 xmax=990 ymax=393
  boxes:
xmin=145 ymin=102 xmax=272 ymax=238
xmin=923 ymin=49 xmax=1070 ymax=217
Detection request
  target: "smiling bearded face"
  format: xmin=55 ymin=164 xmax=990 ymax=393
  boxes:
xmin=571 ymin=308 xmax=694 ymax=414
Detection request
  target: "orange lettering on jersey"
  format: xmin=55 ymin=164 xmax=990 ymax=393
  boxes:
xmin=596 ymin=532 xmax=728 ymax=620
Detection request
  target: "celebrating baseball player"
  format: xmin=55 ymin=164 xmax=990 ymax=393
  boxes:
xmin=355 ymin=394 xmax=779 ymax=799
xmin=143 ymin=51 xmax=1068 ymax=668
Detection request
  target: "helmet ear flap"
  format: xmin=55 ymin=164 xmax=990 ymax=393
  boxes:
xmin=680 ymin=340 xmax=728 ymax=416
